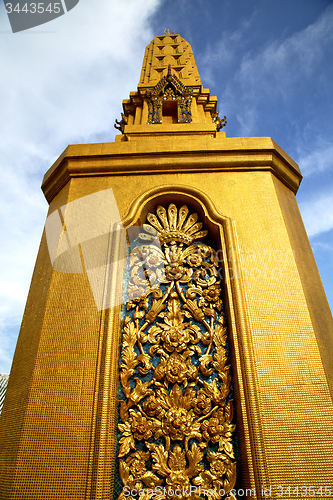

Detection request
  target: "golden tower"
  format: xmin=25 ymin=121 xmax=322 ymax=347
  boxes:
xmin=1 ymin=33 xmax=333 ymax=500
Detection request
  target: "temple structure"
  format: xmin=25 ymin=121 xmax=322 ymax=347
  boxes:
xmin=1 ymin=32 xmax=333 ymax=500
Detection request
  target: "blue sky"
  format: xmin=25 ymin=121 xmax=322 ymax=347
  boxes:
xmin=0 ymin=0 xmax=332 ymax=373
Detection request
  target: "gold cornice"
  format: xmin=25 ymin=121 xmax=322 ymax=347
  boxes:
xmin=122 ymin=123 xmax=218 ymax=138
xmin=42 ymin=137 xmax=302 ymax=203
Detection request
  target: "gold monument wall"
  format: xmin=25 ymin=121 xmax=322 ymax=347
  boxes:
xmin=45 ymin=137 xmax=333 ymax=495
xmin=1 ymin=134 xmax=333 ymax=498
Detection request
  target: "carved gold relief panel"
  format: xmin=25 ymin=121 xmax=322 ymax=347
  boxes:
xmin=116 ymin=204 xmax=238 ymax=500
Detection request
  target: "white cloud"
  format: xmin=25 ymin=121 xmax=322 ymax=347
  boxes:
xmin=0 ymin=281 xmax=28 ymax=373
xmin=299 ymin=193 xmax=333 ymax=237
xmin=0 ymin=344 xmax=14 ymax=375
xmin=0 ymin=0 xmax=162 ymax=372
xmin=297 ymin=142 xmax=333 ymax=177
xmin=236 ymin=5 xmax=333 ymax=98
xmin=201 ymin=5 xmax=333 ymax=137
xmin=311 ymin=240 xmax=333 ymax=255
xmin=0 ymin=281 xmax=28 ymax=303
xmin=198 ymin=14 xmax=255 ymax=86
xmin=0 ymin=0 xmax=161 ymax=148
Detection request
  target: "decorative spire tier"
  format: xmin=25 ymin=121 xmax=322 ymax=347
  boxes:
xmin=115 ymin=33 xmax=226 ymax=138
xmin=139 ymin=32 xmax=202 ymax=87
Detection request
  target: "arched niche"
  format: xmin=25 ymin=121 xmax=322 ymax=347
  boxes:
xmin=113 ymin=184 xmax=265 ymax=495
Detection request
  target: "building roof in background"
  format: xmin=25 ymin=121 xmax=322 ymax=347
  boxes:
xmin=0 ymin=374 xmax=9 ymax=414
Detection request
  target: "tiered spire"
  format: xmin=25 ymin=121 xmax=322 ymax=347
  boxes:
xmin=115 ymin=33 xmax=226 ymax=137
xmin=139 ymin=32 xmax=202 ymax=88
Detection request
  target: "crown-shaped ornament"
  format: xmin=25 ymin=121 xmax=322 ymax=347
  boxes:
xmin=138 ymin=204 xmax=208 ymax=245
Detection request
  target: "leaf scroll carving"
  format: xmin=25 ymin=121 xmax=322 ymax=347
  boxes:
xmin=117 ymin=204 xmax=238 ymax=500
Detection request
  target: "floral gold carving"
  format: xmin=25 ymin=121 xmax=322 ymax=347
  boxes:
xmin=118 ymin=204 xmax=237 ymax=500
